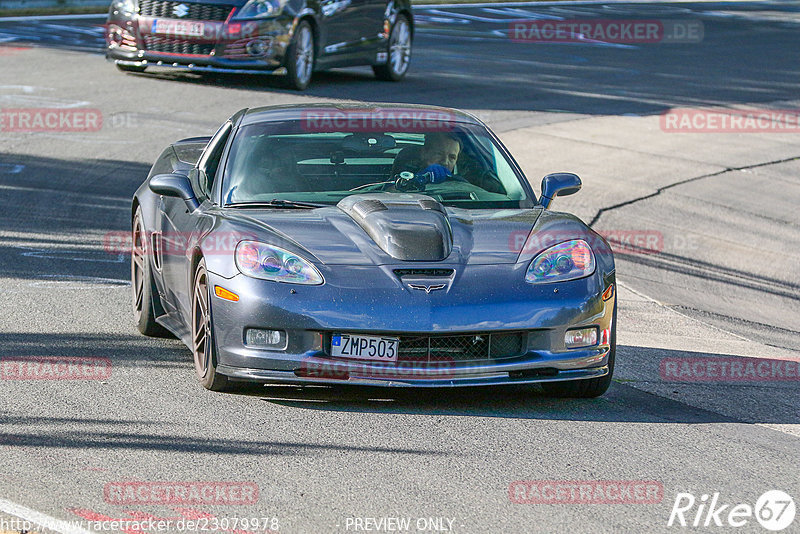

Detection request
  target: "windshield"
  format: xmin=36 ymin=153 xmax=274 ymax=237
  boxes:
xmin=221 ymin=119 xmax=533 ymax=208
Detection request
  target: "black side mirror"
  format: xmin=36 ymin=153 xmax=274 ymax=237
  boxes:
xmin=149 ymin=173 xmax=200 ymax=211
xmin=539 ymin=172 xmax=582 ymax=209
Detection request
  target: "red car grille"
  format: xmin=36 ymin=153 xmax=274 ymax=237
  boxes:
xmin=138 ymin=0 xmax=233 ymax=21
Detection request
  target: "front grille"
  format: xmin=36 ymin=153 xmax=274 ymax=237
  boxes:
xmin=139 ymin=0 xmax=233 ymax=21
xmin=325 ymin=332 xmax=527 ymax=363
xmin=393 ymin=269 xmax=454 ymax=278
xmin=143 ymin=34 xmax=215 ymax=55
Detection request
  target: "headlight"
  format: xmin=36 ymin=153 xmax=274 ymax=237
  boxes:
xmin=235 ymin=241 xmax=323 ymax=285
xmin=112 ymin=0 xmax=135 ymax=16
xmin=233 ymin=0 xmax=286 ymax=20
xmin=525 ymin=239 xmax=595 ymax=284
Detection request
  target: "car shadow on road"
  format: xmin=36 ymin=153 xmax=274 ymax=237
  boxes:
xmin=233 ymin=345 xmax=799 ymax=426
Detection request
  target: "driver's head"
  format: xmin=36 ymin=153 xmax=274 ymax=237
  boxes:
xmin=421 ymin=133 xmax=461 ymax=172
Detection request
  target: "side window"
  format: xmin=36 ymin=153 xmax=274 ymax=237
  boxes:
xmin=196 ymin=122 xmax=232 ymax=198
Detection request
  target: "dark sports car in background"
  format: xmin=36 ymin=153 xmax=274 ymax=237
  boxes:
xmin=105 ymin=0 xmax=412 ymax=89
xmin=131 ymin=103 xmax=617 ymax=397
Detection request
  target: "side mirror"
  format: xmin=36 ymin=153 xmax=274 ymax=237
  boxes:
xmin=149 ymin=173 xmax=200 ymax=211
xmin=539 ymin=172 xmax=581 ymax=209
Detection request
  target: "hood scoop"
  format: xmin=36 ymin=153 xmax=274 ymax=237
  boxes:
xmin=337 ymin=193 xmax=453 ymax=261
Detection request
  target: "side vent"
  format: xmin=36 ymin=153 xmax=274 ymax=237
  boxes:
xmin=151 ymin=232 xmax=163 ymax=271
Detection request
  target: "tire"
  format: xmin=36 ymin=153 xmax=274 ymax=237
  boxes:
xmin=284 ymin=21 xmax=315 ymax=90
xmin=131 ymin=208 xmax=170 ymax=337
xmin=373 ymin=14 xmax=411 ymax=81
xmin=541 ymin=300 xmax=617 ymax=398
xmin=191 ymin=259 xmax=231 ymax=392
xmin=116 ymin=62 xmax=147 ymax=73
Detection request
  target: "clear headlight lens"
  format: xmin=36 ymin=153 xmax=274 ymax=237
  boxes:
xmin=526 ymin=239 xmax=595 ymax=284
xmin=235 ymin=241 xmax=323 ymax=285
xmin=112 ymin=0 xmax=135 ymax=16
xmin=233 ymin=0 xmax=286 ymax=19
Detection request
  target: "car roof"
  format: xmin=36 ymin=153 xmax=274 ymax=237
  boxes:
xmin=237 ymin=103 xmax=484 ymax=127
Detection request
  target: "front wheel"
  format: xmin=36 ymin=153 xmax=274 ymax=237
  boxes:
xmin=192 ymin=259 xmax=231 ymax=392
xmin=132 ymin=208 xmax=170 ymax=337
xmin=284 ymin=21 xmax=315 ymax=90
xmin=373 ymin=14 xmax=411 ymax=81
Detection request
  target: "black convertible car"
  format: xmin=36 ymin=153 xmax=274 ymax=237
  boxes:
xmin=132 ymin=104 xmax=616 ymax=396
xmin=105 ymin=0 xmax=412 ymax=89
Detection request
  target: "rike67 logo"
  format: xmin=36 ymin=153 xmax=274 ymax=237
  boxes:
xmin=668 ymin=490 xmax=796 ymax=531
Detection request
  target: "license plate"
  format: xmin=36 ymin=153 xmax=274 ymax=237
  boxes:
xmin=152 ymin=20 xmax=205 ymax=37
xmin=331 ymin=334 xmax=399 ymax=362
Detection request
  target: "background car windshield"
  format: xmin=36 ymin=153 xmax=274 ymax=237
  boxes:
xmin=222 ymin=120 xmax=531 ymax=208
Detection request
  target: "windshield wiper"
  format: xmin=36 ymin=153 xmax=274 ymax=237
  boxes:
xmin=226 ymin=199 xmax=328 ymax=209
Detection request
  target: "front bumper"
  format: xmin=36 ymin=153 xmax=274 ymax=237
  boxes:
xmin=205 ymin=264 xmax=616 ymax=387
xmin=105 ymin=15 xmax=294 ymax=72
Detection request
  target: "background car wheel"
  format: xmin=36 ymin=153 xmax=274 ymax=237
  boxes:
xmin=541 ymin=300 xmax=617 ymax=398
xmin=192 ymin=259 xmax=231 ymax=392
xmin=116 ymin=62 xmax=147 ymax=73
xmin=284 ymin=21 xmax=315 ymax=90
xmin=132 ymin=208 xmax=170 ymax=337
xmin=373 ymin=14 xmax=411 ymax=81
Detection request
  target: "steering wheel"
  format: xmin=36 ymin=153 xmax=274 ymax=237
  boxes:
xmin=394 ymin=171 xmax=426 ymax=192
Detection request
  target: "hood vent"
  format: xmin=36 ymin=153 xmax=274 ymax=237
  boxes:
xmin=337 ymin=193 xmax=453 ymax=261
xmin=352 ymin=199 xmax=388 ymax=218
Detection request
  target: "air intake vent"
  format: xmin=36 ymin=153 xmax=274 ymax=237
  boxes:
xmin=394 ymin=269 xmax=454 ymax=278
xmin=418 ymin=199 xmax=444 ymax=212
xmin=352 ymin=199 xmax=388 ymax=218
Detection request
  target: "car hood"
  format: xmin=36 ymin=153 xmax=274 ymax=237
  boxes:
xmin=220 ymin=194 xmax=543 ymax=266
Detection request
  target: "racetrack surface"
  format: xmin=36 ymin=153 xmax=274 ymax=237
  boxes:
xmin=0 ymin=2 xmax=798 ymax=532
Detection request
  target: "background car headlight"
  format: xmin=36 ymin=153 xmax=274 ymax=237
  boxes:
xmin=235 ymin=241 xmax=323 ymax=285
xmin=233 ymin=0 xmax=286 ymax=19
xmin=111 ymin=0 xmax=136 ymax=16
xmin=525 ymin=239 xmax=595 ymax=284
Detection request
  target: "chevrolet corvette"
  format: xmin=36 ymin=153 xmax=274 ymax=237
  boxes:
xmin=131 ymin=103 xmax=617 ymax=396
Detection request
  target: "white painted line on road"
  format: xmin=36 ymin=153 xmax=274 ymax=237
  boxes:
xmin=0 ymin=497 xmax=94 ymax=534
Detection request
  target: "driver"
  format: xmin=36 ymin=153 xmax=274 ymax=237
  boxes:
xmin=392 ymin=132 xmax=463 ymax=184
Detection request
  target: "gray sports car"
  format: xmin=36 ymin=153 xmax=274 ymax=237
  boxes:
xmin=131 ymin=103 xmax=617 ymax=396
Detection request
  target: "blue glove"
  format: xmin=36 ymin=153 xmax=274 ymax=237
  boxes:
xmin=416 ymin=164 xmax=451 ymax=184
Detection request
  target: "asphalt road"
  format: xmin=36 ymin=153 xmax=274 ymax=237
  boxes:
xmin=0 ymin=1 xmax=798 ymax=533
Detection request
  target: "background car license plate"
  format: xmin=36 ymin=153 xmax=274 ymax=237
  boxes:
xmin=331 ymin=334 xmax=399 ymax=362
xmin=153 ymin=20 xmax=204 ymax=37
